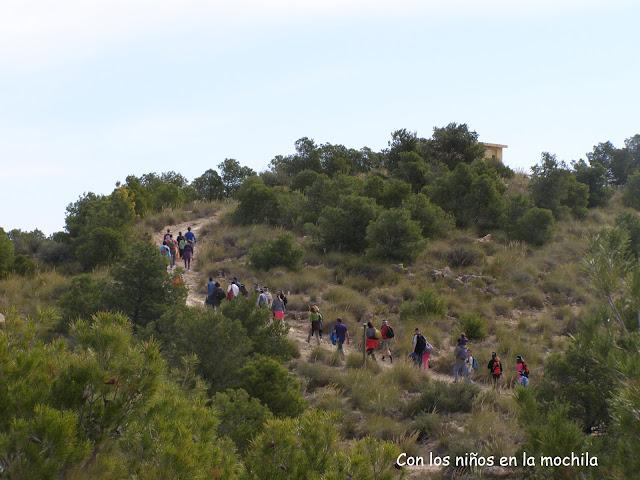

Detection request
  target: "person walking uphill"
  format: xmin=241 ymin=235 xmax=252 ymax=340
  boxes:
xmin=333 ymin=318 xmax=349 ymax=356
xmin=380 ymin=320 xmax=395 ymax=363
xmin=271 ymin=293 xmax=286 ymax=320
xmin=183 ymin=241 xmax=193 ymax=270
xmin=307 ymin=305 xmax=324 ymax=344
xmin=177 ymin=231 xmax=185 ymax=259
xmin=516 ymin=355 xmax=530 ymax=387
xmin=488 ymin=352 xmax=503 ymax=389
xmin=365 ymin=321 xmax=380 ymax=361
xmin=210 ymin=281 xmax=226 ymax=310
xmin=411 ymin=328 xmax=431 ymax=369
xmin=184 ymin=226 xmax=196 ymax=256
xmin=453 ymin=340 xmax=467 ymax=383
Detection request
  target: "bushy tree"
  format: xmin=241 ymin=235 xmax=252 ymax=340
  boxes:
xmin=423 ymin=122 xmax=485 ymax=169
xmin=403 ymin=193 xmax=454 ymax=238
xmin=219 ymin=158 xmax=256 ymax=197
xmin=530 ymin=153 xmax=589 ymax=218
xmin=109 ymin=242 xmax=185 ymax=327
xmin=191 ymin=168 xmax=224 ymax=201
xmin=385 ymin=128 xmax=419 ymax=171
xmin=365 ymin=209 xmax=424 ymax=262
xmin=587 ymin=140 xmax=637 ymax=185
xmin=239 ymin=356 xmax=305 ymax=417
xmin=428 ymin=162 xmax=506 ymax=230
xmin=393 ymin=151 xmax=431 ymax=191
xmin=616 ymin=212 xmax=640 ymax=258
xmin=212 ymin=388 xmax=273 ymax=452
xmin=58 ymin=274 xmax=110 ymax=323
xmin=378 ymin=178 xmax=412 ymax=208
xmin=317 ymin=195 xmax=379 ymax=252
xmin=249 ymin=233 xmax=303 ymax=270
xmin=623 ymin=171 xmax=640 ymax=210
xmin=511 ymin=207 xmax=555 ymax=246
xmin=0 ymin=227 xmax=15 ymax=278
xmin=235 ymin=177 xmax=281 ymax=225
xmin=573 ymin=159 xmax=612 ymax=207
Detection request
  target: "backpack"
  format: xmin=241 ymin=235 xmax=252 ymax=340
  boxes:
xmin=492 ymin=361 xmax=502 ymax=376
xmin=374 ymin=328 xmax=382 ymax=340
xmin=226 ymin=290 xmax=234 ymax=301
xmin=472 ymin=357 xmax=479 ymax=370
xmin=415 ymin=334 xmax=426 ymax=353
xmin=385 ymin=326 xmax=395 ymax=339
xmin=329 ymin=330 xmax=337 ymax=345
xmin=424 ymin=341 xmax=433 ymax=353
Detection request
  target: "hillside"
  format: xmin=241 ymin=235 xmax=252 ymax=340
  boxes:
xmin=1 ymin=126 xmax=640 ymax=479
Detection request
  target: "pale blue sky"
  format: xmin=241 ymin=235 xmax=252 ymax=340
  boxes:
xmin=1 ymin=0 xmax=638 ymax=233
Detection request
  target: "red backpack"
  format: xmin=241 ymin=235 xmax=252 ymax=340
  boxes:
xmin=492 ymin=360 xmax=502 ymax=376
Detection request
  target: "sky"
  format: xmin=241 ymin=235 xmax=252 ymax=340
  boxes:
xmin=1 ymin=0 xmax=639 ymax=233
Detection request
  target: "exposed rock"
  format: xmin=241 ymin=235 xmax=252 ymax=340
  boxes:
xmin=476 ymin=233 xmax=492 ymax=243
xmin=431 ymin=266 xmax=453 ymax=280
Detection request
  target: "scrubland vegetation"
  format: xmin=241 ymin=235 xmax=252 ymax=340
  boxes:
xmin=1 ymin=124 xmax=640 ymax=479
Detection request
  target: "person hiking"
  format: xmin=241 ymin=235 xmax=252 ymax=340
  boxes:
xmin=411 ymin=328 xmax=432 ymax=369
xmin=177 ymin=231 xmax=186 ymax=259
xmin=277 ymin=290 xmax=287 ymax=309
xmin=516 ymin=355 xmax=530 ymax=387
xmin=159 ymin=241 xmax=171 ymax=264
xmin=211 ymin=281 xmax=226 ymax=309
xmin=227 ymin=279 xmax=240 ymax=300
xmin=166 ymin=235 xmax=178 ymax=268
xmin=184 ymin=227 xmax=196 ymax=256
xmin=380 ymin=320 xmax=395 ymax=363
xmin=271 ymin=293 xmax=286 ymax=320
xmin=207 ymin=277 xmax=215 ymax=297
xmin=182 ymin=241 xmax=193 ymax=270
xmin=265 ymin=287 xmax=273 ymax=306
xmin=163 ymin=229 xmax=172 ymax=244
xmin=465 ymin=348 xmax=478 ymax=383
xmin=333 ymin=318 xmax=349 ymax=356
xmin=453 ymin=340 xmax=468 ymax=382
xmin=365 ymin=321 xmax=380 ymax=361
xmin=488 ymin=352 xmax=503 ymax=389
xmin=457 ymin=333 xmax=469 ymax=347
xmin=256 ymin=289 xmax=269 ymax=308
xmin=239 ymin=284 xmax=249 ymax=297
xmin=307 ymin=305 xmax=324 ymax=344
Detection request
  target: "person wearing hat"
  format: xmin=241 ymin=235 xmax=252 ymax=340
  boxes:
xmin=307 ymin=304 xmax=324 ymax=344
xmin=516 ymin=355 xmax=529 ymax=387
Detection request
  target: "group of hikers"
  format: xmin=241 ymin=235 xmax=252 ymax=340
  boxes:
xmin=159 ymin=227 xmax=196 ymax=270
xmin=159 ymin=226 xmax=530 ymax=388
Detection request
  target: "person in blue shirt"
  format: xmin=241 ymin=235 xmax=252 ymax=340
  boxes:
xmin=207 ymin=277 xmax=215 ymax=297
xmin=333 ymin=318 xmax=349 ymax=356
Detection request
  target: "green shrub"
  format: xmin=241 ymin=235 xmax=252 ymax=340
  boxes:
xmin=58 ymin=274 xmax=110 ymax=323
xmin=0 ymin=227 xmax=15 ymax=278
xmin=403 ymin=193 xmax=454 ymax=238
xmin=516 ymin=290 xmax=545 ymax=310
xmin=12 ymin=254 xmax=37 ymax=276
xmin=444 ymin=245 xmax=483 ymax=267
xmin=458 ymin=313 xmax=488 ymax=340
xmin=316 ymin=195 xmax=379 ymax=252
xmin=365 ymin=209 xmax=424 ymax=262
xmin=249 ymin=233 xmax=303 ymax=270
xmin=623 ymin=171 xmax=640 ymax=210
xmin=405 ymin=381 xmax=480 ymax=416
xmin=239 ymin=356 xmax=306 ymax=417
xmin=400 ymin=289 xmax=446 ymax=319
xmin=511 ymin=207 xmax=554 ymax=245
xmin=411 ymin=412 xmax=442 ymax=442
xmin=212 ymin=388 xmax=273 ymax=452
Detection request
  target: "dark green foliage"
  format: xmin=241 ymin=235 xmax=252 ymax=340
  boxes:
xmin=405 ymin=381 xmax=479 ymax=416
xmin=378 ymin=178 xmax=412 ymax=209
xmin=249 ymin=233 xmax=303 ymax=270
xmin=212 ymin=388 xmax=273 ymax=452
xmin=400 ymin=289 xmax=446 ymax=319
xmin=9 ymin=228 xmax=72 ymax=266
xmin=393 ymin=151 xmax=431 ymax=192
xmin=58 ymin=274 xmax=110 ymax=323
xmin=444 ymin=244 xmax=484 ymax=267
xmin=75 ymin=226 xmax=125 ymax=270
xmin=12 ymin=254 xmax=37 ymax=276
xmin=191 ymin=168 xmax=225 ymax=201
xmin=403 ymin=193 xmax=454 ymax=238
xmin=573 ymin=159 xmax=612 ymax=207
xmin=458 ymin=313 xmax=487 ymax=340
xmin=428 ymin=162 xmax=506 ymax=230
xmin=623 ymin=171 xmax=640 ymax=210
xmin=218 ymin=158 xmax=256 ymax=197
xmin=239 ymin=356 xmax=306 ymax=417
xmin=290 ymin=169 xmax=322 ymax=192
xmin=386 ymin=128 xmax=419 ymax=171
xmin=0 ymin=227 xmax=15 ymax=278
xmin=511 ymin=207 xmax=555 ymax=246
xmin=317 ymin=195 xmax=379 ymax=252
xmin=235 ymin=177 xmax=281 ymax=225
xmin=365 ymin=209 xmax=424 ymax=262
xmin=422 ymin=122 xmax=485 ymax=169
xmin=109 ymin=242 xmax=186 ymax=327
xmin=587 ymin=139 xmax=638 ymax=185
xmin=616 ymin=212 xmax=640 ymax=258
xmin=530 ymin=153 xmax=589 ymax=218
xmin=152 ymin=306 xmax=251 ymax=390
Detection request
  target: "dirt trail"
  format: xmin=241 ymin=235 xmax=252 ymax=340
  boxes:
xmin=156 ymin=212 xmax=222 ymax=307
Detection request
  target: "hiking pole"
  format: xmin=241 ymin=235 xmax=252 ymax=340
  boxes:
xmin=362 ymin=323 xmax=367 ymax=367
